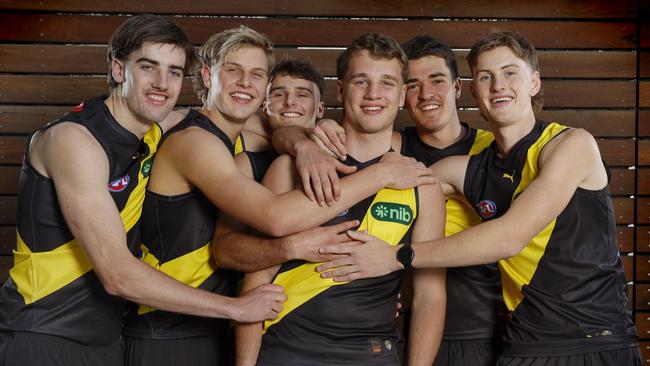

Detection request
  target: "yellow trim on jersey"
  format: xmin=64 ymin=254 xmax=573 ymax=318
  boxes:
xmin=234 ymin=133 xmax=245 ymax=155
xmin=264 ymin=187 xmax=417 ymax=332
xmin=498 ymin=122 xmax=568 ymax=311
xmin=447 ymin=128 xmax=494 ymax=236
xmin=137 ymin=242 xmax=217 ymax=315
xmin=120 ymin=123 xmax=162 ymax=232
xmin=11 ymin=233 xmax=92 ymax=304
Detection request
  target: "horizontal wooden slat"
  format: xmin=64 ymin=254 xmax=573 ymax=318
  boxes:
xmin=596 ymin=139 xmax=635 ymax=167
xmin=610 ymin=168 xmax=634 ymax=195
xmin=641 ymin=342 xmax=650 ymax=365
xmin=641 ymin=111 xmax=650 ymax=137
xmin=638 ymin=198 xmax=650 ymax=224
xmin=0 ymin=0 xmax=637 ymax=18
xmin=637 ymin=285 xmax=650 ymax=310
xmin=0 ymin=15 xmax=637 ymax=49
xmin=0 ymin=105 xmax=67 ymax=134
xmin=641 ymin=140 xmax=650 ymax=166
xmin=621 ymin=254 xmax=633 ymax=282
xmin=0 ymin=197 xmax=17 ymax=225
xmin=1 ymin=45 xmax=637 ymax=79
xmin=0 ymin=76 xmax=636 ymax=108
xmin=636 ymin=313 xmax=650 ymax=338
xmin=617 ymin=225 xmax=634 ymax=253
xmin=0 ymin=136 xmax=26 ymax=164
xmin=641 ymin=81 xmax=650 ymax=108
xmin=0 ymin=226 xmax=13 ymax=255
xmin=638 ymin=226 xmax=650 ymax=253
xmin=642 ymin=52 xmax=650 ymax=79
xmin=0 ymin=167 xmax=20 ymax=195
xmin=640 ymin=169 xmax=650 ymax=195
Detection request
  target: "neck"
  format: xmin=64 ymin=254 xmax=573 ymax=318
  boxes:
xmin=491 ymin=112 xmax=536 ymax=157
xmin=105 ymin=92 xmax=151 ymax=139
xmin=200 ymin=106 xmax=246 ymax=143
xmin=342 ymin=122 xmax=393 ymax=162
xmin=416 ymin=118 xmax=465 ymax=149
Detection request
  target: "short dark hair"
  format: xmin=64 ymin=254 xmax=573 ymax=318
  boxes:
xmin=467 ymin=31 xmax=543 ymax=113
xmin=107 ymin=14 xmax=196 ymax=89
xmin=269 ymin=58 xmax=326 ymax=101
xmin=336 ymin=33 xmax=408 ymax=82
xmin=402 ymin=36 xmax=459 ymax=80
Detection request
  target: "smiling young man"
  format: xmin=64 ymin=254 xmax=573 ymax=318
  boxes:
xmin=0 ymin=15 xmax=286 ymax=366
xmin=236 ymin=33 xmax=446 ymax=366
xmin=318 ymin=31 xmax=642 ymax=366
xmin=120 ymin=27 xmax=434 ymax=366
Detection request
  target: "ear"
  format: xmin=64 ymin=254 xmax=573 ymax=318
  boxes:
xmin=110 ymin=59 xmax=126 ymax=84
xmin=201 ymin=64 xmax=212 ymax=89
xmin=336 ymin=80 xmax=344 ymax=104
xmin=262 ymin=100 xmax=271 ymax=118
xmin=316 ymin=101 xmax=325 ymax=119
xmin=470 ymin=79 xmax=478 ymax=103
xmin=398 ymin=84 xmax=406 ymax=108
xmin=454 ymin=78 xmax=462 ymax=99
xmin=529 ymin=70 xmax=541 ymax=97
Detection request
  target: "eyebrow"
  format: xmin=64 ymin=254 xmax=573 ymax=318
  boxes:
xmin=406 ymin=72 xmax=447 ymax=84
xmin=477 ymin=63 xmax=520 ymax=74
xmin=136 ymin=57 xmax=185 ymax=72
xmin=224 ymin=62 xmax=267 ymax=74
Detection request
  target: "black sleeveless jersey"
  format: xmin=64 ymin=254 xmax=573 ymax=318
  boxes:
xmin=245 ymin=150 xmax=279 ymax=183
xmin=122 ymin=110 xmax=240 ymax=340
xmin=258 ymin=155 xmax=419 ymax=366
xmin=400 ymin=125 xmax=506 ymax=340
xmin=463 ymin=120 xmax=638 ymax=356
xmin=0 ymin=96 xmax=162 ymax=345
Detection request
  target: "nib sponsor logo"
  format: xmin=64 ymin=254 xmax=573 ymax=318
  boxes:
xmin=371 ymin=202 xmax=413 ymax=225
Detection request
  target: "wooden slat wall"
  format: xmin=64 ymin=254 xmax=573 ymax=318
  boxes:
xmin=0 ymin=0 xmax=646 ymax=360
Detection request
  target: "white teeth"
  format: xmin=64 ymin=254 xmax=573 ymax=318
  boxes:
xmin=492 ymin=97 xmax=512 ymax=103
xmin=148 ymin=94 xmax=165 ymax=102
xmin=281 ymin=112 xmax=301 ymax=118
xmin=420 ymin=104 xmax=439 ymax=111
xmin=363 ymin=106 xmax=382 ymax=111
xmin=231 ymin=92 xmax=252 ymax=101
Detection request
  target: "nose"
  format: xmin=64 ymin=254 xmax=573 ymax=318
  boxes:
xmin=491 ymin=74 xmax=505 ymax=92
xmin=153 ymin=70 xmax=168 ymax=90
xmin=237 ymin=72 xmax=251 ymax=88
xmin=364 ymin=81 xmax=380 ymax=100
xmin=284 ymin=92 xmax=296 ymax=106
xmin=419 ymin=81 xmax=434 ymax=100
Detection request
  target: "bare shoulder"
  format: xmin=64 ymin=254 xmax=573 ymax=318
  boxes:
xmin=429 ymin=155 xmax=470 ymax=197
xmin=391 ymin=130 xmax=402 ymax=153
xmin=159 ymin=108 xmax=190 ymax=133
xmin=234 ymin=151 xmax=254 ymax=179
xmin=541 ymin=128 xmax=599 ymax=163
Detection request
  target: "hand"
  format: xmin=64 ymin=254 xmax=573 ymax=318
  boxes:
xmin=284 ymin=220 xmax=360 ymax=262
xmin=311 ymin=119 xmax=347 ymax=160
xmin=316 ymin=230 xmax=403 ymax=282
xmin=295 ymin=141 xmax=357 ymax=206
xmin=233 ymin=283 xmax=286 ymax=323
xmin=379 ymin=152 xmax=437 ymax=190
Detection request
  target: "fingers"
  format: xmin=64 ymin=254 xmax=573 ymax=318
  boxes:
xmin=345 ymin=229 xmax=375 ymax=243
xmin=323 ymin=127 xmax=347 ymax=159
xmin=328 ymin=166 xmax=342 ymax=201
xmin=300 ymin=169 xmax=316 ymax=202
xmin=334 ymin=160 xmax=357 ymax=175
xmin=328 ymin=220 xmax=360 ymax=235
xmin=312 ymin=126 xmax=346 ymax=160
xmin=310 ymin=133 xmax=338 ymax=158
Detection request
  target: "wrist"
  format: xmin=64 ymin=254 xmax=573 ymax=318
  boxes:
xmin=224 ymin=296 xmax=242 ymax=321
xmin=278 ymin=235 xmax=297 ymax=261
xmin=395 ymin=243 xmax=414 ymax=270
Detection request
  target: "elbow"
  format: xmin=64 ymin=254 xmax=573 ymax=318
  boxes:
xmin=99 ymin=271 xmax=128 ymax=298
xmin=257 ymin=207 xmax=295 ymax=237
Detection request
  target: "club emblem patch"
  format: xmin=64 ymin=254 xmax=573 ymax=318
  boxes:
xmin=477 ymin=199 xmax=497 ymax=219
xmin=108 ymin=175 xmax=130 ymax=192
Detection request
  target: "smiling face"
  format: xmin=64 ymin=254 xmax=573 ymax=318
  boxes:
xmin=115 ymin=42 xmax=186 ymax=125
xmin=338 ymin=50 xmax=405 ymax=134
xmin=405 ymin=55 xmax=461 ymax=133
xmin=264 ymin=74 xmax=324 ymax=130
xmin=204 ymin=46 xmax=269 ymax=122
xmin=471 ymin=46 xmax=540 ymax=127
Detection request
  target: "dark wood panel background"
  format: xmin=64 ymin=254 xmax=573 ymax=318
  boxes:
xmin=0 ymin=1 xmax=647 ymax=360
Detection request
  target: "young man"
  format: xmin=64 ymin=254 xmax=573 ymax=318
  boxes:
xmin=237 ymin=33 xmax=447 ymax=366
xmin=0 ymin=15 xmax=285 ymax=366
xmin=318 ymin=31 xmax=642 ymax=365
xmin=121 ymin=27 xmax=434 ymax=366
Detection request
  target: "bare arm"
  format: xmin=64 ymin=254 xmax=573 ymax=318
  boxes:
xmin=155 ymin=129 xmax=435 ymax=237
xmin=241 ymin=113 xmax=273 ymax=152
xmin=318 ymin=128 xmax=606 ymax=279
xmin=407 ymin=183 xmax=446 ymax=366
xmin=37 ymin=123 xmax=284 ymax=323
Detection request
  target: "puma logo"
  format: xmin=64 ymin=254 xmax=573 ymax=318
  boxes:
xmin=502 ymin=170 xmax=515 ymax=183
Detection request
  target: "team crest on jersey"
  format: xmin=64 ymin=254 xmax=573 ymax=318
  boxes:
xmin=477 ymin=199 xmax=497 ymax=219
xmin=371 ymin=202 xmax=413 ymax=225
xmin=108 ymin=175 xmax=130 ymax=192
xmin=141 ymin=157 xmax=153 ymax=177
xmin=337 ymin=209 xmax=349 ymax=217
xmin=70 ymin=102 xmax=85 ymax=113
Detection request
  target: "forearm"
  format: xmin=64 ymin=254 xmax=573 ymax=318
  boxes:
xmin=236 ymin=270 xmax=275 ymax=365
xmin=407 ymin=269 xmax=446 ymax=365
xmin=271 ymin=126 xmax=312 ymax=156
xmin=215 ymin=231 xmax=290 ymax=272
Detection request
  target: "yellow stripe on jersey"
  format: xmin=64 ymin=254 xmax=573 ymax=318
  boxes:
xmin=265 ymin=187 xmax=417 ymax=332
xmin=11 ymin=233 xmax=92 ymax=304
xmin=469 ymin=129 xmax=495 ymax=156
xmin=137 ymin=242 xmax=217 ymax=315
xmin=498 ymin=122 xmax=568 ymax=311
xmin=234 ymin=133 xmax=245 ymax=155
xmin=121 ymin=123 xmax=162 ymax=232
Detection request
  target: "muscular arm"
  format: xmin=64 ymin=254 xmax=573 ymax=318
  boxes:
xmin=152 ymin=128 xmax=434 ymax=238
xmin=407 ymin=183 xmax=447 ymax=366
xmin=35 ymin=123 xmax=284 ymax=323
xmin=318 ymin=128 xmax=607 ymax=279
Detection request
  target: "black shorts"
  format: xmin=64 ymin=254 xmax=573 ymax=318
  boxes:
xmin=0 ymin=330 xmax=123 ymax=366
xmin=124 ymin=335 xmax=230 ymax=366
xmin=433 ymin=338 xmax=501 ymax=366
xmin=496 ymin=346 xmax=642 ymax=366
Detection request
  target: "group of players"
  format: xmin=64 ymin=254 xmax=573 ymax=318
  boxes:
xmin=0 ymin=13 xmax=642 ymax=366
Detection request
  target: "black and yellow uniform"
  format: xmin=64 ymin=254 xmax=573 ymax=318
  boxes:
xmin=245 ymin=150 xmax=279 ymax=183
xmin=463 ymin=121 xmax=639 ymax=362
xmin=234 ymin=132 xmax=246 ymax=154
xmin=122 ymin=110 xmax=239 ymax=366
xmin=0 ymin=96 xmax=161 ymax=365
xmin=257 ymin=155 xmax=419 ymax=366
xmin=400 ymin=125 xmax=506 ymax=366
